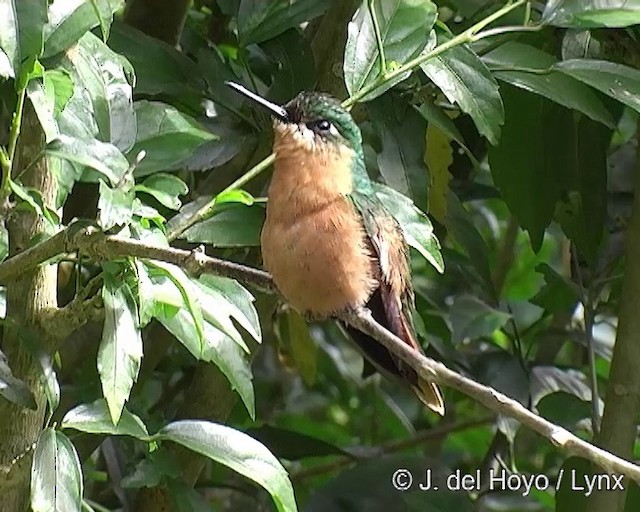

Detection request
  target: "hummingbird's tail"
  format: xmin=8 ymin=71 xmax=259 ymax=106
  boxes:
xmin=344 ymin=288 xmax=445 ymax=415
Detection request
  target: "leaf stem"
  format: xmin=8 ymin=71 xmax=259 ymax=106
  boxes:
xmin=368 ymin=0 xmax=387 ymax=76
xmin=166 ymin=153 xmax=275 ymax=242
xmin=344 ymin=0 xmax=528 ymax=107
xmin=7 ymin=86 xmax=26 ymax=170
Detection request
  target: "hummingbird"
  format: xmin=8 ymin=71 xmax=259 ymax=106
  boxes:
xmin=227 ymin=82 xmax=444 ymax=415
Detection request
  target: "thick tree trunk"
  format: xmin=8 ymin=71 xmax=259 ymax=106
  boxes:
xmin=0 ymin=104 xmax=58 ymax=510
xmin=586 ymin=124 xmax=640 ymax=512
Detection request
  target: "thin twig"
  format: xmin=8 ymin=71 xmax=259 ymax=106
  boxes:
xmin=368 ymin=0 xmax=387 ymax=76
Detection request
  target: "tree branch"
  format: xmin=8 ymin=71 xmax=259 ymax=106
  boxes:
xmin=3 ymin=226 xmax=640 ymax=482
xmin=341 ymin=308 xmax=640 ymax=482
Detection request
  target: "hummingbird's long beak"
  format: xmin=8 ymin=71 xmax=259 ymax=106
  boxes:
xmin=225 ymin=82 xmax=289 ymax=122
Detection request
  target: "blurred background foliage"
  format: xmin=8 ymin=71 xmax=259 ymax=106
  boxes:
xmin=2 ymin=0 xmax=640 ymax=511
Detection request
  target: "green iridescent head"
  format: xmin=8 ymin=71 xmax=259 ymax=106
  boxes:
xmin=226 ymin=82 xmax=363 ymax=152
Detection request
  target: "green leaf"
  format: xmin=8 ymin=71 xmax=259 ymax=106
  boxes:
xmin=0 ymin=0 xmax=18 ymax=75
xmin=67 ymin=32 xmax=136 ymax=151
xmin=197 ymin=275 xmax=262 ymax=346
xmin=415 ymin=101 xmax=469 ymax=155
xmin=483 ymin=42 xmax=615 ymax=128
xmin=61 ymin=398 xmax=149 ymax=439
xmin=182 ymin=203 xmax=265 ymax=247
xmin=344 ymin=0 xmax=437 ymax=101
xmin=421 ymin=31 xmax=503 ymax=145
xmin=31 ymin=429 xmax=83 ymax=512
xmin=274 ymin=308 xmax=317 ymax=386
xmin=238 ymin=0 xmax=329 ymax=45
xmin=134 ymin=173 xmax=189 ymax=210
xmin=369 ymin=96 xmax=429 ymax=210
xmin=46 ymin=135 xmax=129 ymax=185
xmin=372 ymin=183 xmax=444 ymax=273
xmin=98 ymin=274 xmax=143 ymax=424
xmin=129 ymin=100 xmax=216 ymax=176
xmin=90 ymin=0 xmax=117 ymax=40
xmin=45 ymin=69 xmax=74 ymax=116
xmin=536 ymin=392 xmax=591 ymax=429
xmin=145 ymin=260 xmax=205 ymax=344
xmin=554 ymin=116 xmax=609 ymax=265
xmin=449 ymin=295 xmax=511 ymax=344
xmin=0 ymin=346 xmax=38 ymax=410
xmin=0 ymin=48 xmax=13 ymax=79
xmin=43 ymin=0 xmax=121 ymax=57
xmin=27 ymin=78 xmax=59 ymax=143
xmin=531 ymin=264 xmax=580 ymax=313
xmin=543 ymin=0 xmax=640 ymax=28
xmin=108 ymin=21 xmax=205 ymax=97
xmin=155 ymin=420 xmax=297 ymax=512
xmin=15 ymin=0 xmax=47 ymax=61
xmin=554 ymin=59 xmax=640 ymax=115
xmin=98 ymin=179 xmax=134 ymax=230
xmin=10 ymin=180 xmax=59 ymax=228
xmin=246 ymin=424 xmax=347 ymax=460
xmin=488 ymin=85 xmax=564 ymax=251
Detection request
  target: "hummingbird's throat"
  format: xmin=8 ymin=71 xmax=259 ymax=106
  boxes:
xmin=272 ymin=121 xmax=355 ymax=197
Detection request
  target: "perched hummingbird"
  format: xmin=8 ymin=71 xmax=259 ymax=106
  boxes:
xmin=227 ymin=82 xmax=444 ymax=415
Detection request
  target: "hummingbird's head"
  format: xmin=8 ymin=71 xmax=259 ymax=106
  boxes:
xmin=226 ymin=82 xmax=362 ymax=154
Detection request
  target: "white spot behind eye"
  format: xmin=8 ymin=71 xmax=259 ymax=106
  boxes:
xmin=329 ymin=124 xmax=339 ymax=137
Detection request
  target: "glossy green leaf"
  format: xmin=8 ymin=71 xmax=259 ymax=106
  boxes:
xmin=98 ymin=180 xmax=134 ymax=230
xmin=238 ymin=0 xmax=329 ymax=45
xmin=61 ymin=398 xmax=149 ymax=439
xmin=15 ymin=0 xmax=47 ymax=61
xmin=46 ymin=135 xmax=129 ymax=185
xmin=415 ymin=101 xmax=469 ymax=155
xmin=45 ymin=69 xmax=74 ymax=116
xmin=0 ymin=346 xmax=37 ymax=410
xmin=449 ymin=294 xmax=511 ymax=344
xmin=26 ymin=78 xmax=59 ymax=143
xmin=98 ymin=275 xmax=143 ymax=424
xmin=369 ymin=96 xmax=429 ymax=210
xmin=488 ymin=85 xmax=564 ymax=251
xmin=31 ymin=429 xmax=83 ymax=512
xmin=198 ymin=275 xmax=262 ymax=346
xmin=554 ymin=59 xmax=640 ymax=115
xmin=90 ymin=0 xmax=116 ymax=40
xmin=134 ymin=173 xmax=189 ymax=210
xmin=372 ymin=183 xmax=444 ymax=273
xmin=421 ymin=32 xmax=503 ymax=145
xmin=145 ymin=260 xmax=205 ymax=343
xmin=67 ymin=32 xmax=136 ymax=151
xmin=543 ymin=0 xmax=640 ymax=28
xmin=43 ymin=0 xmax=121 ymax=57
xmin=182 ymin=203 xmax=265 ymax=247
xmin=155 ymin=420 xmax=297 ymax=512
xmin=483 ymin=42 xmax=615 ymax=128
xmin=129 ymin=101 xmax=216 ymax=176
xmin=0 ymin=0 xmax=18 ymax=75
xmin=0 ymin=48 xmax=13 ymax=78
xmin=344 ymin=0 xmax=437 ymax=100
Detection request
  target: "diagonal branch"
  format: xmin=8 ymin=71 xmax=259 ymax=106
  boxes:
xmin=342 ymin=308 xmax=640 ymax=482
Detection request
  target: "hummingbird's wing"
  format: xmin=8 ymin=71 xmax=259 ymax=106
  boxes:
xmin=349 ymin=192 xmax=445 ymax=415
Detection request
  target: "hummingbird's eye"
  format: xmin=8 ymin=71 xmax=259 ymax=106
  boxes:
xmin=307 ymin=119 xmax=332 ymax=132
